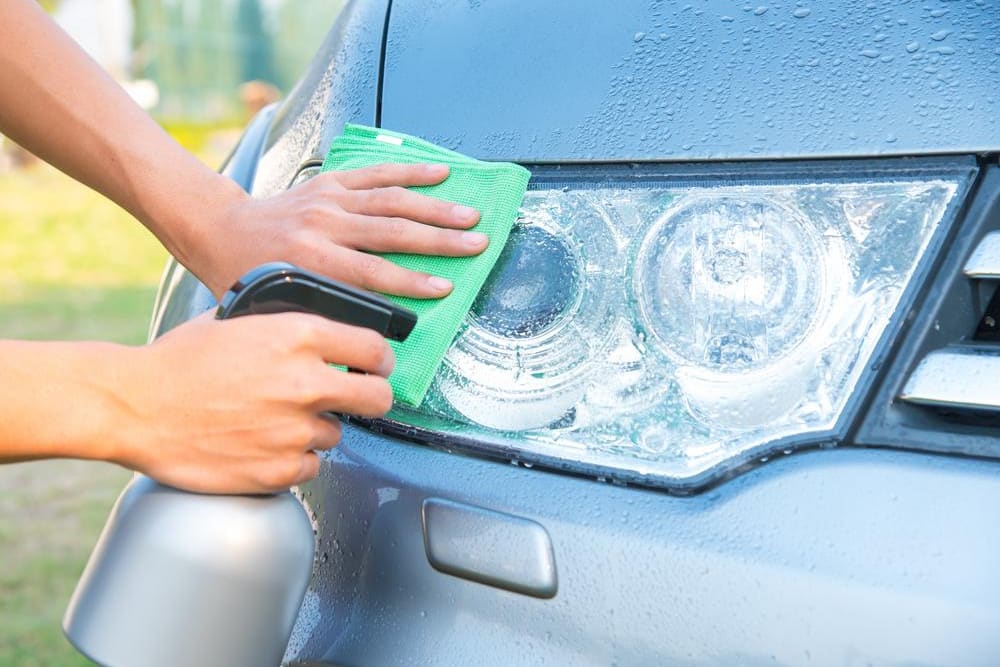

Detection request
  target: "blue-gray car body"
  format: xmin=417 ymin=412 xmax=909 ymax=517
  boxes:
xmin=150 ymin=1 xmax=1000 ymax=665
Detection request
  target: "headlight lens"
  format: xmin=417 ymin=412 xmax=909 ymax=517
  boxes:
xmin=437 ymin=193 xmax=623 ymax=431
xmin=155 ymin=158 xmax=977 ymax=488
xmin=373 ymin=160 xmax=974 ymax=489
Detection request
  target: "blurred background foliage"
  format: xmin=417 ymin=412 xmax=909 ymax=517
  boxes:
xmin=0 ymin=2 xmax=345 ymax=664
xmin=133 ymin=0 xmax=344 ymax=120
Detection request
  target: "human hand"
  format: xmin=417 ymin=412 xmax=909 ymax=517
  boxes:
xmin=109 ymin=312 xmax=394 ymax=494
xmin=181 ymin=163 xmax=485 ymax=300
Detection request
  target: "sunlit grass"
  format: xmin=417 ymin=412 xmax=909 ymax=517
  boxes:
xmin=0 ymin=167 xmax=167 ymax=289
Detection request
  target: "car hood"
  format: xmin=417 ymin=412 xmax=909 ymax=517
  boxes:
xmin=380 ymin=0 xmax=999 ymax=162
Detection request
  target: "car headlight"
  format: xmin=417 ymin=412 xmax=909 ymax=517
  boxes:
xmin=372 ymin=158 xmax=975 ymax=490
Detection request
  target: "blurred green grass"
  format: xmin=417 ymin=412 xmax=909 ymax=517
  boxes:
xmin=0 ymin=125 xmax=233 ymax=666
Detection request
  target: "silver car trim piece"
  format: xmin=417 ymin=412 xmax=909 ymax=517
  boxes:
xmin=964 ymin=231 xmax=1000 ymax=279
xmin=900 ymin=347 xmax=1000 ymax=411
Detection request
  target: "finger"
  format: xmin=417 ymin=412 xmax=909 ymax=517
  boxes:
xmin=307 ymin=415 xmax=343 ymax=452
xmin=342 ymin=186 xmax=481 ymax=229
xmin=333 ymin=162 xmax=449 ymax=189
xmin=278 ymin=313 xmax=396 ymax=375
xmin=313 ymin=370 xmax=394 ymax=417
xmin=299 ymin=245 xmax=454 ymax=298
xmin=292 ymin=452 xmax=321 ymax=486
xmin=340 ymin=214 xmax=489 ymax=256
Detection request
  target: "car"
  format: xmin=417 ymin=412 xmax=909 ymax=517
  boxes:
xmin=70 ymin=0 xmax=1000 ymax=665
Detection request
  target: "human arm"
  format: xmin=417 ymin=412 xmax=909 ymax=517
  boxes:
xmin=0 ymin=313 xmax=395 ymax=493
xmin=0 ymin=0 xmax=485 ymax=299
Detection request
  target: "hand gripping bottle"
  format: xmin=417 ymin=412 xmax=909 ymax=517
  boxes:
xmin=64 ymin=264 xmax=416 ymax=667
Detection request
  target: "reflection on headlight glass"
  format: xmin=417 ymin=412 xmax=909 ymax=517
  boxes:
xmin=385 ymin=163 xmax=973 ymax=486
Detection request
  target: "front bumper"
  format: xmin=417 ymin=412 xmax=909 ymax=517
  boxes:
xmin=288 ymin=425 xmax=1000 ymax=666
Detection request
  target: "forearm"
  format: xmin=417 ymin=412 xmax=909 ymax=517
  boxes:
xmin=0 ymin=1 xmax=492 ymax=304
xmin=0 ymin=0 xmax=246 ymax=277
xmin=0 ymin=339 xmax=135 ymax=464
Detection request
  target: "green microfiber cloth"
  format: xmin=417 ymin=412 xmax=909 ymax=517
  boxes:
xmin=321 ymin=124 xmax=530 ymax=406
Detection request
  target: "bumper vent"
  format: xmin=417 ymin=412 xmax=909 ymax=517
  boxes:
xmin=900 ymin=347 xmax=1000 ymax=413
xmin=900 ymin=231 xmax=1000 ymax=415
xmin=963 ymin=231 xmax=1000 ymax=280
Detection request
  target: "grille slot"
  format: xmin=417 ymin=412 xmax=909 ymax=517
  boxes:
xmin=900 ymin=231 xmax=1000 ymax=414
xmin=964 ymin=231 xmax=1000 ymax=279
xmin=900 ymin=346 xmax=1000 ymax=412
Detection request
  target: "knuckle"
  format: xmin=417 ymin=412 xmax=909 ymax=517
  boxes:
xmin=272 ymin=314 xmax=320 ymax=354
xmin=258 ymin=457 xmax=300 ymax=489
xmin=301 ymin=203 xmax=329 ymax=228
xmin=353 ymin=253 xmax=385 ymax=285
xmin=358 ymin=329 xmax=389 ymax=368
xmin=292 ymin=420 xmax=317 ymax=447
xmin=356 ymin=188 xmax=378 ymax=210
xmin=287 ymin=315 xmax=320 ymax=349
xmin=314 ymin=172 xmax=345 ymax=190
xmin=289 ymin=230 xmax=318 ymax=257
xmin=316 ymin=419 xmax=342 ymax=449
xmin=434 ymin=198 xmax=454 ymax=216
xmin=292 ymin=376 xmax=325 ymax=406
xmin=384 ymin=186 xmax=407 ymax=208
xmin=381 ymin=217 xmax=406 ymax=240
